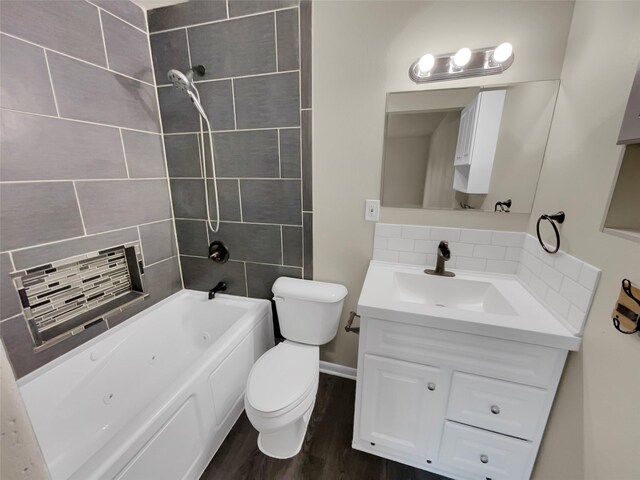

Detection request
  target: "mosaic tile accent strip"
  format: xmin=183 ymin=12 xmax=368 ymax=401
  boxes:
xmin=12 ymin=242 xmax=145 ymax=347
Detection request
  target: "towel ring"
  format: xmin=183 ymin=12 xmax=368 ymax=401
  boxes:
xmin=536 ymin=211 xmax=565 ymax=254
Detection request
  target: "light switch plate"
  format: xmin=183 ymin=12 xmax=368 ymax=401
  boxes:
xmin=365 ymin=199 xmax=380 ymax=222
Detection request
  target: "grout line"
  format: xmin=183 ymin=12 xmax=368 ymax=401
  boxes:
xmin=301 ymin=108 xmax=312 ymax=111
xmin=144 ymin=255 xmax=178 ymax=269
xmin=72 ymin=181 xmax=88 ymax=236
xmin=297 ymin=4 xmax=304 ymax=280
xmin=163 ymin=125 xmax=300 ymax=135
xmin=143 ymin=6 xmax=185 ymax=290
xmin=149 ymin=6 xmax=299 ymax=35
xmin=237 ymin=179 xmax=244 ymax=222
xmin=0 ymin=32 xmax=156 ymax=88
xmin=243 ymin=261 xmax=249 ymax=297
xmin=277 ymin=128 xmax=282 ymax=178
xmin=302 ymin=211 xmax=305 ymax=277
xmin=174 ymin=218 xmax=302 ymax=228
xmin=43 ymin=50 xmax=61 ymax=117
xmin=118 ymin=128 xmax=131 ymax=178
xmin=98 ymin=9 xmax=110 ymax=69
xmin=86 ymin=1 xmax=148 ymax=35
xmin=8 ymin=252 xmax=17 ymax=272
xmin=185 ymin=28 xmax=193 ymax=66
xmin=231 ymin=79 xmax=238 ymax=129
xmin=180 ymin=254 xmax=302 ymax=271
xmin=274 ymin=12 xmax=279 ymax=72
xmin=0 ymin=178 xmax=168 ymax=184
xmin=225 ymin=0 xmax=230 ymax=19
xmin=0 ymin=313 xmax=24 ymax=325
xmin=0 ymin=107 xmax=163 ymax=135
xmin=136 ymin=225 xmax=147 ymax=266
xmin=280 ymin=225 xmax=284 ymax=265
xmin=168 ymin=177 xmax=301 ymax=181
xmin=156 ymin=68 xmax=300 ymax=88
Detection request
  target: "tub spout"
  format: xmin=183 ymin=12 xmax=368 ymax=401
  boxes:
xmin=208 ymin=282 xmax=227 ymax=299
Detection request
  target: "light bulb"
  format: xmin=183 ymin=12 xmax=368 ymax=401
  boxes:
xmin=493 ymin=42 xmax=513 ymax=63
xmin=453 ymin=47 xmax=472 ymax=67
xmin=417 ymin=54 xmax=435 ymax=74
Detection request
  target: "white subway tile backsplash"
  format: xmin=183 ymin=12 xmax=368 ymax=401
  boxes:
xmin=473 ymin=244 xmax=506 ymax=260
xmin=491 ymin=231 xmax=524 ymax=247
xmin=456 ymin=257 xmax=487 ymax=272
xmin=373 ymin=249 xmax=399 ymax=262
xmin=373 ymin=224 xmax=600 ymax=335
xmin=554 ymin=252 xmax=582 ymax=280
xmin=430 ymin=227 xmax=461 ymax=242
xmin=460 ymin=229 xmax=493 ymax=245
xmin=387 ymin=238 xmax=414 ymax=252
xmin=486 ymin=259 xmax=518 ymax=274
xmin=401 ymin=225 xmax=430 ymax=240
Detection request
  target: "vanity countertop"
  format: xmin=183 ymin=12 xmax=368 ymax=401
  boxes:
xmin=358 ymin=261 xmax=580 ymax=351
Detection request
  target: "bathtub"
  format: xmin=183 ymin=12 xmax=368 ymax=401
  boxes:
xmin=18 ymin=290 xmax=274 ymax=480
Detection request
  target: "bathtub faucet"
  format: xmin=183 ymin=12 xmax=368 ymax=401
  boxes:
xmin=208 ymin=282 xmax=227 ymax=299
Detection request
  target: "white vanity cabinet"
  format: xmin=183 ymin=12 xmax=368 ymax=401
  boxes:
xmin=352 ymin=317 xmax=568 ymax=480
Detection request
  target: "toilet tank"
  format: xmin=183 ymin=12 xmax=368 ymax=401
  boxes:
xmin=272 ymin=277 xmax=348 ymax=345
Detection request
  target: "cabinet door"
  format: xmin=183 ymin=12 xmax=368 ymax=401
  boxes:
xmin=454 ymin=95 xmax=479 ymax=166
xmin=359 ymin=354 xmax=442 ymax=458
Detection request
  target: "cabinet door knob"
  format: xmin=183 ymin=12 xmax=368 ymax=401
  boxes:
xmin=490 ymin=405 xmax=500 ymax=414
xmin=480 ymin=454 xmax=489 ymax=464
xmin=427 ymin=382 xmax=436 ymax=391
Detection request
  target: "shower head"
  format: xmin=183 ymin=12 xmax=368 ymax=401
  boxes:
xmin=167 ymin=65 xmax=206 ymax=94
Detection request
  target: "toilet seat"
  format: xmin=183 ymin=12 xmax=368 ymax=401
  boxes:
xmin=246 ymin=342 xmax=319 ymax=418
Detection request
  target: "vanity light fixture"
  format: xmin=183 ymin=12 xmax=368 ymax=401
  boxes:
xmin=409 ymin=43 xmax=514 ymax=84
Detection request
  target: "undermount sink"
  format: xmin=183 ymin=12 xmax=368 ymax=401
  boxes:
xmin=393 ymin=272 xmax=517 ymax=316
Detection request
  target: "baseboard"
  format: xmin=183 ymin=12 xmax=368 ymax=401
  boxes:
xmin=319 ymin=360 xmax=357 ymax=380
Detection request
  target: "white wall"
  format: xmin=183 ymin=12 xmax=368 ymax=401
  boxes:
xmin=525 ymin=2 xmax=640 ymax=479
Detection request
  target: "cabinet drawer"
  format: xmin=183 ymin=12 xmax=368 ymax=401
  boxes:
xmin=447 ymin=372 xmax=549 ymax=440
xmin=439 ymin=421 xmax=533 ymax=480
xmin=364 ymin=317 xmax=564 ymax=388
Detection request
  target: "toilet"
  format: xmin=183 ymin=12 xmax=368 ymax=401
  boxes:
xmin=245 ymin=277 xmax=348 ymax=459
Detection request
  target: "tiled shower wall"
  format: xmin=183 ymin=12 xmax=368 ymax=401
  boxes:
xmin=149 ymin=0 xmax=313 ymax=299
xmin=0 ymin=0 xmax=181 ymax=378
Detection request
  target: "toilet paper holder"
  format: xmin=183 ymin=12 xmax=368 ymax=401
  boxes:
xmin=345 ymin=311 xmax=360 ymax=334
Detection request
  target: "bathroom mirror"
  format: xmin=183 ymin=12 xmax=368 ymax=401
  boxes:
xmin=381 ymin=80 xmax=560 ymax=213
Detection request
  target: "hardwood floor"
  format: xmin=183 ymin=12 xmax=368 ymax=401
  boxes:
xmin=200 ymin=373 xmax=449 ymax=480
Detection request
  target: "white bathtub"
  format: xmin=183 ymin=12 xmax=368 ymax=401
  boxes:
xmin=18 ymin=290 xmax=274 ymax=480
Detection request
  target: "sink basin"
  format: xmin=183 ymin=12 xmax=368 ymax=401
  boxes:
xmin=393 ymin=272 xmax=517 ymax=316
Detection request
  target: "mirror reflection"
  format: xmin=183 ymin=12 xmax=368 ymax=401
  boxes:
xmin=381 ymin=80 xmax=560 ymax=213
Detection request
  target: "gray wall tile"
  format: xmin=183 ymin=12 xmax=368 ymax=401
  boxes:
xmin=1 ymin=314 xmax=108 ymax=379
xmin=1 ymin=254 xmax=21 ymax=321
xmin=150 ymin=29 xmax=190 ymax=87
xmin=276 ymin=9 xmax=299 ymax=71
xmin=188 ymin=14 xmax=276 ymax=80
xmin=92 ymin=0 xmax=147 ymax=31
xmin=240 ymin=180 xmax=302 ymax=225
xmin=122 ymin=130 xmax=167 ymax=178
xmin=280 ymin=128 xmax=301 ymax=178
xmin=75 ymin=179 xmax=171 ymax=233
xmin=0 ymin=110 xmax=127 ymax=181
xmin=212 ymin=223 xmax=282 ymax=264
xmin=139 ymin=220 xmax=177 ymax=265
xmin=282 ymin=226 xmax=303 ymax=267
xmin=175 ymin=220 xmax=209 ymax=257
xmin=180 ymin=256 xmax=246 ymax=296
xmin=148 ymin=1 xmax=227 ymax=32
xmin=0 ymin=0 xmax=107 ymax=66
xmin=170 ymin=179 xmax=206 ymax=219
xmin=0 ymin=182 xmax=84 ymax=251
xmin=11 ymin=228 xmax=139 ymax=270
xmin=209 ymin=130 xmax=279 ymax=178
xmin=165 ymin=134 xmax=202 ymax=177
xmin=0 ymin=34 xmax=57 ymax=115
xmin=48 ymin=53 xmax=160 ymax=132
xmin=102 ymin=11 xmax=153 ymax=83
xmin=199 ymin=80 xmax=236 ymax=131
xmin=234 ymin=72 xmax=300 ymax=128
xmin=303 ymin=212 xmax=313 ymax=279
xmin=209 ymin=179 xmax=242 ymax=222
xmin=228 ymin=0 xmax=299 ymax=17
xmin=246 ymin=262 xmax=301 ymax=299
xmin=302 ymin=109 xmax=313 ymax=210
xmin=300 ymin=0 xmax=311 ymax=108
xmin=142 ymin=255 xmax=182 ymax=305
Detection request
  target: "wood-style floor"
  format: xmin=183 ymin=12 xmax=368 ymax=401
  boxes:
xmin=201 ymin=373 xmax=449 ymax=480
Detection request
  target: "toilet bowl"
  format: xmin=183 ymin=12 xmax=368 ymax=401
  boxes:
xmin=245 ymin=277 xmax=347 ymax=459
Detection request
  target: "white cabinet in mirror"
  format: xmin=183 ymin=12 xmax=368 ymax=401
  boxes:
xmin=381 ymin=80 xmax=560 ymax=213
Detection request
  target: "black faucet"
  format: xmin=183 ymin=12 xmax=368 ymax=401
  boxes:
xmin=208 ymin=281 xmax=227 ymax=299
xmin=424 ymin=241 xmax=455 ymax=277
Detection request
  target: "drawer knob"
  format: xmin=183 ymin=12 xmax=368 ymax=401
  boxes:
xmin=480 ymin=454 xmax=489 ymax=464
xmin=427 ymin=382 xmax=436 ymax=391
xmin=490 ymin=405 xmax=500 ymax=414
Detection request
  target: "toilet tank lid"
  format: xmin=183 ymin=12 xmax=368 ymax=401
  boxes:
xmin=272 ymin=277 xmax=347 ymax=303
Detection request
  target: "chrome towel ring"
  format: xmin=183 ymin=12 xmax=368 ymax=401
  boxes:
xmin=536 ymin=211 xmax=565 ymax=254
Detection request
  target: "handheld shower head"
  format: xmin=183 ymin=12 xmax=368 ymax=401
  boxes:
xmin=167 ymin=69 xmax=192 ymax=93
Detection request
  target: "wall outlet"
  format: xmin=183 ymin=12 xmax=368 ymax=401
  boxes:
xmin=365 ymin=199 xmax=380 ymax=222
